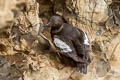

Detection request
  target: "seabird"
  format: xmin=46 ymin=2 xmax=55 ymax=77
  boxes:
xmin=44 ymin=16 xmax=91 ymax=74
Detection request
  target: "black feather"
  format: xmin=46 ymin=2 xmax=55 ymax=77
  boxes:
xmin=45 ymin=16 xmax=91 ymax=74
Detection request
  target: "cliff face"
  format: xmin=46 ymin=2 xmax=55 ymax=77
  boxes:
xmin=0 ymin=0 xmax=120 ymax=80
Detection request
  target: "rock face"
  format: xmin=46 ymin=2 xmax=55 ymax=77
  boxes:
xmin=0 ymin=0 xmax=120 ymax=80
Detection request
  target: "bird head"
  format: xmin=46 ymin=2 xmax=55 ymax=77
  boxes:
xmin=44 ymin=16 xmax=63 ymax=28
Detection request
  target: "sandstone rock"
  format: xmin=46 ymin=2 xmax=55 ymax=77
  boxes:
xmin=0 ymin=0 xmax=120 ymax=80
xmin=24 ymin=67 xmax=59 ymax=80
xmin=0 ymin=0 xmax=26 ymax=29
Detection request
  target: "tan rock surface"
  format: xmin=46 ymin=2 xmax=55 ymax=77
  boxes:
xmin=0 ymin=0 xmax=120 ymax=80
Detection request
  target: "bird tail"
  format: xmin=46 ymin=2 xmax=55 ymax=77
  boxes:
xmin=76 ymin=63 xmax=88 ymax=74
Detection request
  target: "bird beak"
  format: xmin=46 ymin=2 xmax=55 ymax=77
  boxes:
xmin=43 ymin=22 xmax=52 ymax=27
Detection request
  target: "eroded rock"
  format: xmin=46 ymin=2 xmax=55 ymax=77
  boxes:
xmin=0 ymin=0 xmax=120 ymax=80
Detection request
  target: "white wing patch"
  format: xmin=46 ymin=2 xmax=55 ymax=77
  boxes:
xmin=54 ymin=38 xmax=72 ymax=53
xmin=83 ymin=32 xmax=89 ymax=45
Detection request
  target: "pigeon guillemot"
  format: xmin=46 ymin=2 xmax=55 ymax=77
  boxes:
xmin=44 ymin=16 xmax=91 ymax=74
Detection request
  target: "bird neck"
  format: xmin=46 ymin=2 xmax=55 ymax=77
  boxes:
xmin=52 ymin=24 xmax=63 ymax=34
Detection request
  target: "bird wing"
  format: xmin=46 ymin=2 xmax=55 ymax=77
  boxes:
xmin=53 ymin=35 xmax=87 ymax=63
xmin=71 ymin=28 xmax=91 ymax=63
xmin=71 ymin=28 xmax=85 ymax=56
xmin=53 ymin=36 xmax=72 ymax=53
xmin=73 ymin=28 xmax=91 ymax=74
xmin=77 ymin=28 xmax=91 ymax=64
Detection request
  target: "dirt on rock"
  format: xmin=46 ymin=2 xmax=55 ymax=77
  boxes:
xmin=0 ymin=0 xmax=120 ymax=80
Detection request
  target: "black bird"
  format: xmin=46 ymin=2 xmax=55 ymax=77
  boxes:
xmin=44 ymin=16 xmax=91 ymax=74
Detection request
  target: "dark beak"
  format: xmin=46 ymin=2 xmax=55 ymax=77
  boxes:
xmin=38 ymin=22 xmax=51 ymax=34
